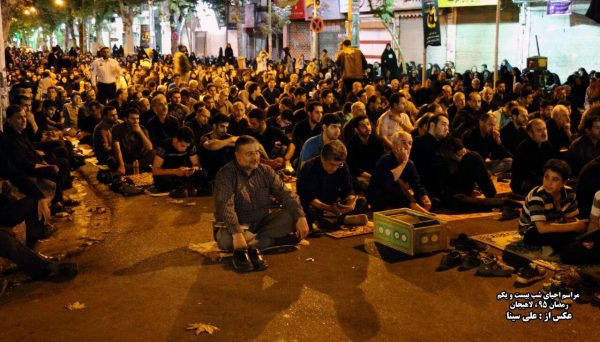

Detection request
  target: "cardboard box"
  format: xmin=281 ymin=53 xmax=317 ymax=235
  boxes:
xmin=373 ymin=208 xmax=447 ymax=256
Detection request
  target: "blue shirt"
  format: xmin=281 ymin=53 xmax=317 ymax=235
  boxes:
xmin=299 ymin=134 xmax=324 ymax=164
xmin=368 ymin=154 xmax=428 ymax=200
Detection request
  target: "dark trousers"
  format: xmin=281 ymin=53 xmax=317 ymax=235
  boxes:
xmin=215 ymin=209 xmax=297 ymax=251
xmin=30 ymin=158 xmax=70 ymax=204
xmin=97 ymin=82 xmax=117 ymax=104
xmin=153 ymin=171 xmax=207 ymax=192
xmin=443 ymin=152 xmax=504 ymax=213
xmin=306 ymin=197 xmax=369 ymax=229
xmin=369 ymin=181 xmax=413 ymax=212
xmin=523 ymin=228 xmax=578 ymax=251
xmin=0 ymin=198 xmax=49 ymax=279
xmin=560 ymin=239 xmax=600 ymax=265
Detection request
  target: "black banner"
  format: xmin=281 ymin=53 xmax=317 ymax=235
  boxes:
xmin=422 ymin=0 xmax=442 ymax=47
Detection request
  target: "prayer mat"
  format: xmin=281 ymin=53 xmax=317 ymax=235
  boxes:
xmin=325 ymin=221 xmax=374 ymax=239
xmin=493 ymin=178 xmax=512 ymax=194
xmin=125 ymin=172 xmax=154 ymax=187
xmin=435 ymin=211 xmax=501 ymax=222
xmin=472 ymin=231 xmax=600 ymax=278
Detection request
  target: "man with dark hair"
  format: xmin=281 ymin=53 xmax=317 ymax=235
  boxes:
xmin=266 ymin=108 xmax=293 ymax=135
xmin=321 ymin=89 xmax=339 ymax=114
xmin=152 ymin=126 xmax=207 ymax=197
xmin=377 ymin=92 xmax=414 ymax=150
xmin=297 ymin=140 xmax=368 ymax=230
xmin=511 ymin=119 xmax=559 ymax=196
xmin=452 ymin=91 xmax=485 ymax=138
xmin=201 ymin=114 xmax=237 ymax=180
xmin=248 ymin=82 xmax=269 ymax=110
xmin=112 ymin=108 xmax=154 ymax=175
xmin=167 ymin=88 xmax=191 ymax=124
xmin=247 ymin=108 xmax=295 ymax=170
xmin=91 ymin=46 xmax=121 ymax=104
xmin=1 ymin=105 xmax=74 ymax=215
xmin=462 ymin=112 xmax=512 ymax=174
xmin=107 ymin=88 xmax=128 ymax=119
xmin=266 ymin=96 xmax=292 ymax=118
xmin=336 ymin=39 xmax=367 ymax=95
xmin=346 ymin=115 xmax=384 ymax=193
xmin=262 ymin=78 xmax=281 ymax=105
xmin=93 ymin=106 xmax=120 ymax=168
xmin=568 ymin=107 xmax=600 ymax=176
xmin=491 ymin=80 xmax=508 ymax=109
xmin=292 ymin=101 xmax=323 ymax=162
xmin=299 ymin=113 xmax=342 ymax=166
xmin=500 ymin=105 xmax=529 ymax=155
xmin=214 ymin=135 xmax=309 ymax=272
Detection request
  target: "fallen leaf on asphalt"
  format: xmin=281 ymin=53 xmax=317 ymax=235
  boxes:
xmin=188 ymin=242 xmax=232 ymax=262
xmin=298 ymin=239 xmax=310 ymax=246
xmin=186 ymin=323 xmax=219 ymax=335
xmin=305 ymin=258 xmax=315 ymax=262
xmin=186 ymin=202 xmax=197 ymax=207
xmin=65 ymin=302 xmax=86 ymax=310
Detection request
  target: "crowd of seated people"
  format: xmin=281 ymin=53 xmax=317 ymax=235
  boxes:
xmin=1 ymin=44 xmax=599 ymax=277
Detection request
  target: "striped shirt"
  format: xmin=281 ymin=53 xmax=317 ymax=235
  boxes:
xmin=591 ymin=191 xmax=600 ymax=227
xmin=518 ymin=185 xmax=579 ymax=235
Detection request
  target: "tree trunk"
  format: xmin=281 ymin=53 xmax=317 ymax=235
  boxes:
xmin=235 ymin=0 xmax=244 ymax=58
xmin=68 ymin=9 xmax=77 ymax=47
xmin=78 ymin=17 xmax=87 ymax=52
xmin=118 ymin=0 xmax=135 ymax=55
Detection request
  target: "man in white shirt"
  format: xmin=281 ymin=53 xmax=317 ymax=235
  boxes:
xmin=90 ymin=46 xmax=121 ymax=104
xmin=377 ymin=92 xmax=414 ymax=149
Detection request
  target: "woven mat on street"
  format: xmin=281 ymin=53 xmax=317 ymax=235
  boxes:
xmin=472 ymin=230 xmax=600 ymax=277
xmin=125 ymin=172 xmax=154 ymax=187
xmin=325 ymin=221 xmax=375 ymax=239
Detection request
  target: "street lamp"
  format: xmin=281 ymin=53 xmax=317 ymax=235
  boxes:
xmin=55 ymin=0 xmax=65 ymax=6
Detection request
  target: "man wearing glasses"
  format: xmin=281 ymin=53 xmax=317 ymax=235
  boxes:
xmin=297 ymin=140 xmax=369 ymax=233
xmin=213 ymin=136 xmax=309 ymax=272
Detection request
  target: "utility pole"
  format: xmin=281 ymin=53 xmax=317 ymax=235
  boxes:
xmin=268 ymin=0 xmax=272 ymax=56
xmin=0 ymin=0 xmax=7 ymax=132
xmin=311 ymin=2 xmax=317 ymax=59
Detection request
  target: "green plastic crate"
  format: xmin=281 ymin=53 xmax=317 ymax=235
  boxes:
xmin=373 ymin=208 xmax=447 ymax=256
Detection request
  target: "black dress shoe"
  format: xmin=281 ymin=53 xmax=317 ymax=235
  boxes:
xmin=232 ymin=249 xmax=254 ymax=273
xmin=248 ymin=247 xmax=269 ymax=271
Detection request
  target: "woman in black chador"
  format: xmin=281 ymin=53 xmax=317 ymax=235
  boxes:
xmin=381 ymin=43 xmax=400 ymax=83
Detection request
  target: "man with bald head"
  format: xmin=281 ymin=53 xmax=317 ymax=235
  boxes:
xmin=511 ymin=119 xmax=559 ymax=196
xmin=546 ymin=104 xmax=572 ymax=150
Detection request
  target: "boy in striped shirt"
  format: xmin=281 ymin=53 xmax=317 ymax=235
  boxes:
xmin=518 ymin=159 xmax=587 ymax=251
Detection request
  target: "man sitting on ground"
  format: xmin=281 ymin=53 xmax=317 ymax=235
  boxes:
xmin=297 ymin=140 xmax=369 ymax=231
xmin=346 ymin=115 xmax=384 ymax=193
xmin=368 ymin=132 xmax=431 ymax=213
xmin=377 ymin=92 xmax=414 ymax=150
xmin=462 ymin=112 xmax=512 ymax=175
xmin=200 ymin=114 xmax=237 ymax=180
xmin=247 ymin=108 xmax=295 ymax=171
xmin=93 ymin=106 xmax=120 ymax=169
xmin=112 ymin=108 xmax=154 ymax=175
xmin=298 ymin=113 xmax=342 ymax=167
xmin=500 ymin=105 xmax=529 ymax=156
xmin=152 ymin=126 xmax=207 ymax=198
xmin=214 ymin=136 xmax=309 ymax=272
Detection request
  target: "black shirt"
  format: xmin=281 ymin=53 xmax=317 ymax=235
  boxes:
xmin=510 ymin=137 xmax=559 ymax=194
xmin=145 ymin=115 xmax=180 ymax=146
xmin=292 ymin=118 xmax=321 ymax=159
xmin=249 ymin=126 xmax=291 ymax=159
xmin=297 ymin=156 xmax=354 ymax=210
xmin=111 ymin=122 xmax=151 ymax=162
xmin=500 ymin=123 xmax=528 ymax=155
xmin=546 ymin=119 xmax=571 ymax=151
xmin=228 ymin=117 xmax=249 ymax=136
xmin=199 ymin=132 xmax=235 ymax=179
xmin=462 ymin=128 xmax=510 ymax=160
xmin=262 ymin=87 xmax=281 ymax=105
xmin=0 ymin=125 xmax=44 ymax=174
xmin=346 ymin=134 xmax=384 ymax=177
xmin=185 ymin=118 xmax=211 ymax=150
xmin=156 ymin=138 xmax=196 ymax=169
xmin=410 ymin=133 xmax=445 ymax=197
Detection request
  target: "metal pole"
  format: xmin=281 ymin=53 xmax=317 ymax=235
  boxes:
xmin=268 ymin=0 xmax=272 ymax=56
xmin=0 ymin=0 xmax=7 ymax=132
xmin=493 ymin=0 xmax=500 ymax=90
xmin=225 ymin=2 xmax=229 ymax=48
xmin=311 ymin=4 xmax=317 ymax=59
xmin=148 ymin=0 xmax=154 ymax=49
xmin=347 ymin=0 xmax=352 ymax=39
xmin=422 ymin=47 xmax=427 ymax=87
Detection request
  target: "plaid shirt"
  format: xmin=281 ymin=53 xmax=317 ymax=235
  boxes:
xmin=518 ymin=185 xmax=579 ymax=235
xmin=214 ymin=161 xmax=305 ymax=234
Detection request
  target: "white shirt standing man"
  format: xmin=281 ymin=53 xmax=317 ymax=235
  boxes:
xmin=91 ymin=46 xmax=121 ymax=104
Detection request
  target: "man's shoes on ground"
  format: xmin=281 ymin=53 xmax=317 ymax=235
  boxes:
xmin=450 ymin=233 xmax=488 ymax=252
xmin=475 ymin=254 xmax=514 ymax=277
xmin=26 ymin=224 xmax=57 ymax=249
xmin=50 ymin=203 xmax=74 ymax=216
xmin=62 ymin=199 xmax=80 ymax=207
xmin=272 ymin=233 xmax=300 ymax=246
xmin=248 ymin=247 xmax=269 ymax=271
xmin=343 ymin=214 xmax=369 ymax=226
xmin=169 ymin=187 xmax=188 ymax=199
xmin=458 ymin=250 xmax=481 ymax=271
xmin=436 ymin=250 xmax=463 ymax=272
xmin=36 ymin=262 xmax=78 ymax=282
xmin=515 ymin=263 xmax=547 ymax=286
xmin=232 ymin=249 xmax=254 ymax=273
